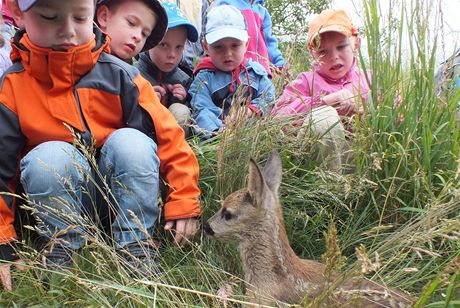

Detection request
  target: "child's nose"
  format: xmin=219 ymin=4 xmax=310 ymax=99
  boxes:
xmin=59 ymin=19 xmax=76 ymax=39
xmin=132 ymin=29 xmax=142 ymax=42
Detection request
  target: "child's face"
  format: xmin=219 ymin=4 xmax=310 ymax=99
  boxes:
xmin=204 ymin=37 xmax=248 ymax=72
xmin=148 ymin=26 xmax=187 ymax=73
xmin=97 ymin=0 xmax=157 ymax=60
xmin=310 ymin=31 xmax=359 ymax=80
xmin=15 ymin=0 xmax=94 ymax=51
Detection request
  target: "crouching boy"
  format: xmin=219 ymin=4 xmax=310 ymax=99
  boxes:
xmin=0 ymin=0 xmax=200 ymax=291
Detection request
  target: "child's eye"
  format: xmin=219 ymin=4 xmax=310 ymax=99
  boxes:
xmin=40 ymin=14 xmax=56 ymax=20
xmin=338 ymin=44 xmax=349 ymax=50
xmin=318 ymin=50 xmax=327 ymax=57
xmin=142 ymin=31 xmax=150 ymax=38
xmin=126 ymin=19 xmax=136 ymax=27
xmin=74 ymin=16 xmax=88 ymax=22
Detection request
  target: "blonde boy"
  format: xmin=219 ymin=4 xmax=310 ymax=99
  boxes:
xmin=0 ymin=0 xmax=200 ymax=291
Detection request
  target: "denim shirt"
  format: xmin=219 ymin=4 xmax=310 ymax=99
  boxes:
xmin=189 ymin=58 xmax=275 ymax=133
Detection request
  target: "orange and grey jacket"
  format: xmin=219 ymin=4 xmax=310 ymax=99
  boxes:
xmin=0 ymin=28 xmax=201 ymax=260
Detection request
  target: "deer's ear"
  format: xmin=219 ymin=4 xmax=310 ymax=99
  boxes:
xmin=262 ymin=151 xmax=282 ymax=193
xmin=248 ymin=158 xmax=265 ymax=207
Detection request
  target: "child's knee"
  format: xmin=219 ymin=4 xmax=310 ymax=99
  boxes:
xmin=20 ymin=141 xmax=89 ymax=193
xmin=101 ymin=128 xmax=159 ymax=170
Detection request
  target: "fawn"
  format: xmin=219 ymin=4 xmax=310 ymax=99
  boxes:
xmin=204 ymin=151 xmax=413 ymax=307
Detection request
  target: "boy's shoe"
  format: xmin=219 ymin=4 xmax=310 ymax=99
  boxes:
xmin=41 ymin=243 xmax=75 ymax=270
xmin=116 ymin=241 xmax=162 ymax=278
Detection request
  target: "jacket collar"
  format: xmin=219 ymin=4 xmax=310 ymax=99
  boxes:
xmin=10 ymin=27 xmax=110 ymax=91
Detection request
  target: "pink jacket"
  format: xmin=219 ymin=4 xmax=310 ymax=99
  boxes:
xmin=273 ymin=63 xmax=371 ymax=117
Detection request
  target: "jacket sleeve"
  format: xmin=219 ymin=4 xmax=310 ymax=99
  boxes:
xmin=132 ymin=75 xmax=201 ymax=221
xmin=261 ymin=7 xmax=285 ymax=68
xmin=250 ymin=72 xmax=275 ymax=115
xmin=272 ymin=72 xmax=320 ymax=116
xmin=0 ymin=92 xmax=25 ymax=260
xmin=189 ymin=72 xmax=223 ymax=133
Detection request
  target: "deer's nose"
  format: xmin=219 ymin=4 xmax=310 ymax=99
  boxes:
xmin=203 ymin=223 xmax=214 ymax=236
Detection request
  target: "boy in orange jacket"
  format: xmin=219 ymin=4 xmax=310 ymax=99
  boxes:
xmin=0 ymin=0 xmax=200 ymax=291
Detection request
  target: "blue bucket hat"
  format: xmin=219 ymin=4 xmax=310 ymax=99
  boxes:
xmin=161 ymin=2 xmax=199 ymax=43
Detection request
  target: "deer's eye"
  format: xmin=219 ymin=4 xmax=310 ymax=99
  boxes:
xmin=222 ymin=209 xmax=233 ymax=221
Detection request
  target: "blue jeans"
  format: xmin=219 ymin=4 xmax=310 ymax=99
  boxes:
xmin=20 ymin=128 xmax=160 ymax=249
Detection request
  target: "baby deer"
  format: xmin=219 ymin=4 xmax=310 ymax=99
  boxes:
xmin=204 ymin=151 xmax=412 ymax=307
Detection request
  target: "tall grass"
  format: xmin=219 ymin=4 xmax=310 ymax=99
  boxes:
xmin=1 ymin=0 xmax=459 ymax=306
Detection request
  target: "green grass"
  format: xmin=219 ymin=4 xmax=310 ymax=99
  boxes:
xmin=1 ymin=0 xmax=460 ymax=306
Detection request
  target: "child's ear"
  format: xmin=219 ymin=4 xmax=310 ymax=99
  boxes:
xmin=95 ymin=5 xmax=110 ymax=31
xmin=7 ymin=0 xmax=24 ymax=28
xmin=202 ymin=39 xmax=208 ymax=53
xmin=353 ymin=36 xmax=361 ymax=54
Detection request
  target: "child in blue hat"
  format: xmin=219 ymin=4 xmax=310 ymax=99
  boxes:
xmin=135 ymin=2 xmax=198 ymax=137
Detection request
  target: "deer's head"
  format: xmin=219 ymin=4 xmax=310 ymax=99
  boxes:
xmin=204 ymin=151 xmax=283 ymax=242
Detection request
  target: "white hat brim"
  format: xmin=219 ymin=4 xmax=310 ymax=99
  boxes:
xmin=205 ymin=28 xmax=248 ymax=45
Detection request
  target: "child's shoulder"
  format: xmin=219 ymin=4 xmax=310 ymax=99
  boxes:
xmin=246 ymin=59 xmax=269 ymax=76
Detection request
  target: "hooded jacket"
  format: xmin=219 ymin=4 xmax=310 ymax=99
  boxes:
xmin=189 ymin=56 xmax=275 ymax=134
xmin=0 ymin=28 xmax=200 ymax=259
xmin=213 ymin=0 xmax=284 ymax=74
xmin=273 ymin=61 xmax=371 ymax=117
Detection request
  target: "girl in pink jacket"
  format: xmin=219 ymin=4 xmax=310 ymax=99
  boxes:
xmin=273 ymin=9 xmax=370 ymax=172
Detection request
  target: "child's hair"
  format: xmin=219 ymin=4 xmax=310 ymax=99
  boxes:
xmin=307 ymin=9 xmax=358 ymax=50
xmin=95 ymin=0 xmax=168 ymax=51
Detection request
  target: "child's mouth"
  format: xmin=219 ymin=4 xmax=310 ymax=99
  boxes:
xmin=330 ymin=64 xmax=343 ymax=71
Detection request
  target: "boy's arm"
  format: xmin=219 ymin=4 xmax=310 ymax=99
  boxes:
xmin=261 ymin=7 xmax=285 ymax=68
xmin=131 ymin=76 xmax=201 ymax=221
xmin=0 ymin=100 xmax=25 ymax=258
xmin=189 ymin=73 xmax=223 ymax=132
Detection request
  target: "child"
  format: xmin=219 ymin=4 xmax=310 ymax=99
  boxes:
xmin=189 ymin=4 xmax=275 ymax=137
xmin=0 ymin=0 xmax=200 ymax=291
xmin=95 ymin=0 xmax=167 ymax=62
xmin=214 ymin=0 xmax=285 ymax=75
xmin=135 ymin=2 xmax=198 ymax=137
xmin=273 ymin=9 xmax=370 ymax=172
xmin=163 ymin=0 xmax=209 ymax=76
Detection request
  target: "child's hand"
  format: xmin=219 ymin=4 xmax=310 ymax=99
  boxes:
xmin=0 ymin=260 xmax=25 ymax=291
xmin=153 ymin=85 xmax=166 ymax=100
xmin=322 ymin=89 xmax=358 ymax=116
xmin=164 ymin=218 xmax=198 ymax=247
xmin=224 ymin=108 xmax=253 ymax=126
xmin=167 ymin=84 xmax=187 ymax=102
